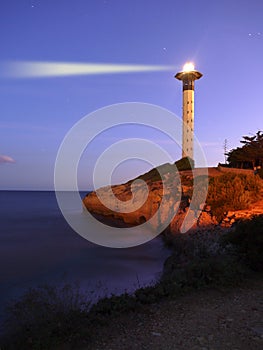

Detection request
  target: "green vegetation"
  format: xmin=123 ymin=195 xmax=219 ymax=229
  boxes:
xmin=174 ymin=156 xmax=194 ymax=171
xmin=177 ymin=172 xmax=263 ymax=222
xmin=136 ymin=162 xmax=176 ymax=182
xmin=161 ymin=232 xmax=248 ymax=289
xmin=222 ymin=215 xmax=263 ymax=271
xmin=134 ymin=157 xmax=194 ymax=183
xmin=206 ymin=173 xmax=263 ymax=222
xmin=227 ymin=130 xmax=263 ymax=169
xmin=1 ymin=283 xmax=92 ymax=349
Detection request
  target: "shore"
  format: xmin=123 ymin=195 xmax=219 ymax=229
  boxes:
xmin=1 ymin=189 xmax=262 ymax=349
xmin=84 ymin=277 xmax=263 ymax=350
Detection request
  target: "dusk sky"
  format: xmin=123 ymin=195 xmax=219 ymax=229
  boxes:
xmin=0 ymin=0 xmax=262 ymax=190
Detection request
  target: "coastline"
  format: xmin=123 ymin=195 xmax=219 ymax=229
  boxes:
xmin=88 ymin=277 xmax=263 ymax=350
xmin=1 ymin=214 xmax=262 ymax=349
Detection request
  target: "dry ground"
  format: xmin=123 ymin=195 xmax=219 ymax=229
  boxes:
xmin=83 ymin=277 xmax=263 ymax=350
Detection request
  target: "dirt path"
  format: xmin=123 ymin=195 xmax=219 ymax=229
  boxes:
xmin=85 ymin=278 xmax=263 ymax=350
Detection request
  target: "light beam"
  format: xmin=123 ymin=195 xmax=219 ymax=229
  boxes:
xmin=2 ymin=61 xmax=174 ymax=78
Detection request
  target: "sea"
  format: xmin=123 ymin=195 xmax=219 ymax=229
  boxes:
xmin=0 ymin=191 xmax=169 ymax=319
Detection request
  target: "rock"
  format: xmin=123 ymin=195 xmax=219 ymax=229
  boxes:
xmin=197 ymin=211 xmax=217 ymax=228
xmin=83 ymin=164 xmax=263 ymax=233
xmin=169 ymin=211 xmax=187 ymax=233
xmin=83 ymin=171 xmax=182 ymax=230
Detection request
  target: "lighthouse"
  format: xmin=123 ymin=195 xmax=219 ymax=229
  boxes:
xmin=175 ymin=63 xmax=202 ymax=160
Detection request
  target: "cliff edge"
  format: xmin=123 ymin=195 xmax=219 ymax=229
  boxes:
xmin=83 ymin=162 xmax=263 ymax=234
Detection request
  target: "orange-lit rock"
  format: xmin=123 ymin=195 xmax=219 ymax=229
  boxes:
xmin=83 ymin=164 xmax=263 ymax=234
xmin=83 ymin=174 xmax=182 ymax=229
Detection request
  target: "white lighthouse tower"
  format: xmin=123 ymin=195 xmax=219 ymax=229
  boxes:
xmin=175 ymin=63 xmax=202 ymax=160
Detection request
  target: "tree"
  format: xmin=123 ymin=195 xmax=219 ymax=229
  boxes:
xmin=226 ymin=131 xmax=263 ymax=169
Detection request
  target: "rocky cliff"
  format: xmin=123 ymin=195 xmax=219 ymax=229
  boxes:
xmin=83 ymin=163 xmax=263 ymax=234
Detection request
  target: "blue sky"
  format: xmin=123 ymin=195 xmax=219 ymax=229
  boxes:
xmin=0 ymin=0 xmax=262 ymax=190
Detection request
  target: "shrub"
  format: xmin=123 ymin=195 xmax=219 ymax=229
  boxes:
xmin=1 ymin=283 xmax=91 ymax=349
xmin=90 ymin=293 xmax=137 ymax=316
xmin=174 ymin=157 xmax=194 ymax=171
xmin=135 ymin=157 xmax=194 ymax=184
xmin=161 ymin=255 xmax=247 ymax=290
xmin=257 ymin=167 xmax=263 ymax=179
xmin=222 ymin=215 xmax=263 ymax=271
xmin=161 ymin=229 xmax=251 ymax=292
xmin=136 ymin=162 xmax=176 ymax=182
xmin=207 ymin=173 xmax=263 ymax=221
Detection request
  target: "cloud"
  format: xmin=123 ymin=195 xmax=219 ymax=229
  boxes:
xmin=0 ymin=155 xmax=15 ymax=164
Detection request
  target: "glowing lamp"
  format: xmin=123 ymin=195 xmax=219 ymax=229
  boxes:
xmin=183 ymin=62 xmax=195 ymax=72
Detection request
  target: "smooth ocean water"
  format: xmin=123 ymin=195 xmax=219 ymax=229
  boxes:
xmin=0 ymin=191 xmax=169 ymax=318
